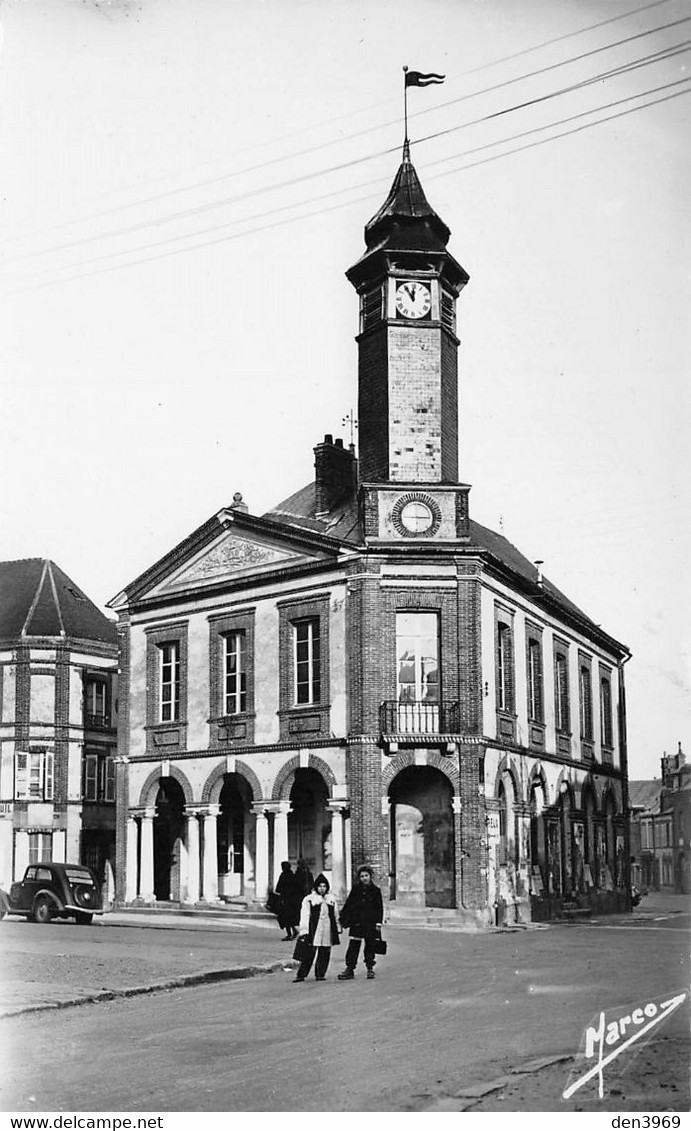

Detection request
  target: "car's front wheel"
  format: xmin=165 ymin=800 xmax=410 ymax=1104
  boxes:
xmin=74 ymin=912 xmax=93 ymax=925
xmin=32 ymin=896 xmax=54 ymax=924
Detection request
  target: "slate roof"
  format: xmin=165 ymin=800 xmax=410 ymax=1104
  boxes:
xmin=265 ymin=483 xmax=361 ymax=545
xmin=363 ymin=143 xmax=451 ymax=252
xmin=265 ymin=483 xmax=628 ymax=653
xmin=629 ymin=780 xmax=661 ymax=812
xmin=0 ymin=559 xmax=117 ymax=645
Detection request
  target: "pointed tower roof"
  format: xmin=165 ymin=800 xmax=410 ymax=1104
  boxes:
xmin=346 ymin=145 xmax=467 ymax=292
xmin=363 ymin=142 xmax=451 ymax=253
xmin=0 ymin=559 xmax=117 ymax=644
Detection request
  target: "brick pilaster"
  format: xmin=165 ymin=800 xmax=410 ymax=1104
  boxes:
xmin=458 ymin=742 xmax=487 ymax=908
xmin=345 ymin=738 xmax=388 ymax=885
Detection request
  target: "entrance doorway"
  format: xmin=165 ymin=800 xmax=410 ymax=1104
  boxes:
xmin=153 ymin=777 xmax=185 ymax=901
xmin=389 ymin=766 xmax=455 ymax=908
xmin=217 ymin=774 xmax=252 ymax=898
xmin=288 ymin=769 xmax=329 ymax=877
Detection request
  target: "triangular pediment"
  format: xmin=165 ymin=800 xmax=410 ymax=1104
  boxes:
xmin=147 ymin=527 xmax=317 ymax=598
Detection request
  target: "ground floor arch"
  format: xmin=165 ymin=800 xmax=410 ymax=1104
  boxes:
xmin=388 ymin=765 xmax=456 ymax=909
xmin=153 ymin=776 xmax=186 ymax=901
xmin=287 ymin=768 xmax=330 ymax=877
xmin=217 ymin=773 xmax=254 ymax=899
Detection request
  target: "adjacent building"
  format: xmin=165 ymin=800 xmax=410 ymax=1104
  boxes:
xmin=0 ymin=559 xmax=118 ymax=887
xmin=629 ymin=779 xmax=670 ymax=890
xmin=110 ymin=148 xmax=631 ymax=924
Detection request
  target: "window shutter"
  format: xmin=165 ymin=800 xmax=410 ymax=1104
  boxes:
xmin=84 ymin=754 xmax=98 ymax=801
xmin=105 ymin=756 xmax=115 ymax=802
xmin=44 ymin=751 xmax=54 ymax=801
xmin=15 ymin=752 xmax=29 ymax=799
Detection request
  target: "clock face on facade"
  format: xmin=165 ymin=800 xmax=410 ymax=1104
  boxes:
xmin=391 ymin=492 xmax=442 ymax=538
xmin=400 ymin=500 xmax=434 ymax=533
xmin=395 ymin=280 xmax=432 ymax=319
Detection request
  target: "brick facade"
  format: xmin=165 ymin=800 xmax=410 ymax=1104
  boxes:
xmin=109 ymin=148 xmax=630 ymax=923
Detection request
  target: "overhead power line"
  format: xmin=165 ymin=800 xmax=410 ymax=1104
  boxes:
xmin=8 ymin=76 xmax=689 ymax=286
xmin=3 ymin=36 xmax=687 ymax=269
xmin=6 ymin=83 xmax=688 ymax=296
xmin=0 ymin=6 xmax=686 ymax=253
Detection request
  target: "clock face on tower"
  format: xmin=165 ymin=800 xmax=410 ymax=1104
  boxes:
xmin=395 ymin=280 xmax=431 ymax=319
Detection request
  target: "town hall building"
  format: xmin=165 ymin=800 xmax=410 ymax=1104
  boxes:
xmin=110 ymin=147 xmax=631 ymax=924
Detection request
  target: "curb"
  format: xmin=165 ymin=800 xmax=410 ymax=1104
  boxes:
xmin=0 ymin=960 xmax=292 ymax=1019
xmin=421 ymin=1053 xmax=573 ymax=1111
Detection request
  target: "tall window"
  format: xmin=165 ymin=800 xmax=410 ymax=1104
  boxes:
xmin=159 ymin=642 xmax=180 ymax=722
xmin=223 ymin=632 xmax=246 ymax=715
xmin=554 ymin=650 xmax=570 ymax=732
xmin=496 ymin=621 xmax=514 ymax=712
xmin=85 ymin=678 xmax=108 ymax=725
xmin=527 ymin=637 xmax=544 ymax=722
xmin=396 ymin=612 xmax=439 ymax=702
xmin=15 ymin=749 xmax=54 ymax=801
xmin=579 ymin=663 xmax=593 ymax=741
xmin=294 ymin=618 xmax=320 ymax=705
xmin=600 ymin=675 xmax=613 ymax=748
xmin=498 ymin=781 xmax=508 ymax=864
xmin=83 ymin=752 xmax=115 ymax=802
xmin=28 ymin=833 xmax=52 ymax=865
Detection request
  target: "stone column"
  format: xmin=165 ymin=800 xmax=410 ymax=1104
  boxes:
xmin=139 ymin=809 xmax=156 ymax=903
xmin=328 ymin=802 xmax=348 ymax=901
xmin=201 ymin=806 xmax=220 ymax=902
xmin=452 ymin=794 xmax=463 ymax=912
xmin=186 ymin=812 xmax=200 ymax=904
xmin=252 ymin=805 xmax=270 ymax=904
xmin=344 ymin=810 xmax=352 ymax=891
xmin=177 ymin=834 xmax=189 ymax=903
xmin=125 ymin=816 xmax=139 ymax=903
xmin=271 ymin=801 xmax=291 ymax=883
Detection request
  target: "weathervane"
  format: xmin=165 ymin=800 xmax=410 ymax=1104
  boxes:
xmin=342 ymin=410 xmax=358 ymax=445
xmin=402 ymin=66 xmax=446 ymax=148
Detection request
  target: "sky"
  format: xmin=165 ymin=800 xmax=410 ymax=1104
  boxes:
xmin=0 ymin=0 xmax=688 ymax=780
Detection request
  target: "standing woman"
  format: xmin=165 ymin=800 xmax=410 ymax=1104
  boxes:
xmin=275 ymin=861 xmax=301 ymax=941
xmin=337 ymin=865 xmax=384 ymax=980
xmin=295 ymin=857 xmax=314 ymax=897
xmin=293 ymin=873 xmax=340 ymax=982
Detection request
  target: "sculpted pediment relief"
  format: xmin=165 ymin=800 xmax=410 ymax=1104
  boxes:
xmin=155 ymin=532 xmax=306 ymax=594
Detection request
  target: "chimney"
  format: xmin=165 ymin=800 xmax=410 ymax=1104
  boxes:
xmin=314 ymin=434 xmax=357 ymax=517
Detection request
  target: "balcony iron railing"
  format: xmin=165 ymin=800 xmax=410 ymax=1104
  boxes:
xmin=380 ymin=700 xmax=461 ymax=735
xmin=84 ymin=712 xmax=111 ymax=729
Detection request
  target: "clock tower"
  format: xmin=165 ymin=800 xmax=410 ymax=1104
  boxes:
xmin=346 ymin=142 xmax=471 ymax=543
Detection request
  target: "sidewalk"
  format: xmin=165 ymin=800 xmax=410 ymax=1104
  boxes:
xmin=630 ymin=890 xmax=689 ymax=915
xmin=0 ymin=914 xmax=296 ymax=1018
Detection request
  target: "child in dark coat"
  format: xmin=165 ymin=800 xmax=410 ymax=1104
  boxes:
xmin=337 ymin=865 xmax=384 ymax=980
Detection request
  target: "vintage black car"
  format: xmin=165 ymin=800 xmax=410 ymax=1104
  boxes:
xmin=0 ymin=862 xmax=103 ymax=924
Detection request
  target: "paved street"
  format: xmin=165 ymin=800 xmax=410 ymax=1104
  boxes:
xmin=0 ymin=898 xmax=688 ymax=1113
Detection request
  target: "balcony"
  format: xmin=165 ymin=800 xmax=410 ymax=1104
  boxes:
xmin=379 ymin=699 xmax=461 ymax=738
xmin=84 ymin=712 xmax=112 ymax=730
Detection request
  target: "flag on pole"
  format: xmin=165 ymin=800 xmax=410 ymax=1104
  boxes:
xmin=405 ymin=70 xmax=445 ymax=87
